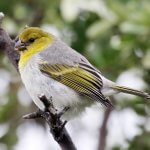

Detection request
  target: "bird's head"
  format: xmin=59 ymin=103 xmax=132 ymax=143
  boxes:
xmin=15 ymin=27 xmax=54 ymax=52
xmin=15 ymin=27 xmax=54 ymax=69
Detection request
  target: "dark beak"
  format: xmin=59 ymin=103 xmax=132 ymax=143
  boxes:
xmin=15 ymin=40 xmax=27 ymax=51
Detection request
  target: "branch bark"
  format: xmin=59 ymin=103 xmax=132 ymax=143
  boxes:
xmin=0 ymin=12 xmax=76 ymax=150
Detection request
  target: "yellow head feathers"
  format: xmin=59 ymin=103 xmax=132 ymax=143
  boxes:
xmin=19 ymin=27 xmax=52 ymax=43
xmin=16 ymin=27 xmax=54 ymax=69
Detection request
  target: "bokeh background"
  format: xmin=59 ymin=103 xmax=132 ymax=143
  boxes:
xmin=0 ymin=0 xmax=150 ymax=150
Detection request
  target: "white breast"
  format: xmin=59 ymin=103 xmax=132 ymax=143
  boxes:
xmin=19 ymin=55 xmax=93 ymax=120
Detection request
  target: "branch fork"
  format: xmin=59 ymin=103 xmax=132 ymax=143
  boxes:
xmin=23 ymin=95 xmax=69 ymax=141
xmin=22 ymin=95 xmax=76 ymax=150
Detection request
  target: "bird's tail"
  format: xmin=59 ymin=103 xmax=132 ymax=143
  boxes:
xmin=111 ymin=85 xmax=150 ymax=99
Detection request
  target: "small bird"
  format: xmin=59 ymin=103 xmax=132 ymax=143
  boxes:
xmin=15 ymin=27 xmax=150 ymax=120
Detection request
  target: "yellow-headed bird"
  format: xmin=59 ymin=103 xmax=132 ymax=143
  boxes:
xmin=15 ymin=27 xmax=150 ymax=120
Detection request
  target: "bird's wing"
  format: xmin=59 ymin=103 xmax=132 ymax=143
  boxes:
xmin=39 ymin=61 xmax=112 ymax=107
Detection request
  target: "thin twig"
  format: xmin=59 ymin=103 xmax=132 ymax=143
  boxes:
xmin=98 ymin=97 xmax=115 ymax=150
xmin=98 ymin=108 xmax=113 ymax=150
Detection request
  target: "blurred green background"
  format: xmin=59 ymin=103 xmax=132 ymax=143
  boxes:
xmin=0 ymin=0 xmax=150 ymax=150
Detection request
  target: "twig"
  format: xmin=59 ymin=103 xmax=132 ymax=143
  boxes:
xmin=0 ymin=12 xmax=77 ymax=150
xmin=0 ymin=12 xmax=19 ymax=70
xmin=0 ymin=29 xmax=20 ymax=69
xmin=0 ymin=12 xmax=19 ymax=69
xmin=98 ymin=108 xmax=112 ymax=150
xmin=98 ymin=97 xmax=115 ymax=150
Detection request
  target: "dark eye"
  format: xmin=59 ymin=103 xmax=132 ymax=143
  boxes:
xmin=29 ymin=38 xmax=35 ymax=43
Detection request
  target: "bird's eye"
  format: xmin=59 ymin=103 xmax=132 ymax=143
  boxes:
xmin=29 ymin=38 xmax=35 ymax=43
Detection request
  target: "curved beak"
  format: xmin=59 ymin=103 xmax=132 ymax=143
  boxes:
xmin=15 ymin=40 xmax=27 ymax=51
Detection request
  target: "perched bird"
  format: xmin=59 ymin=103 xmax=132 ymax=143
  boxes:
xmin=15 ymin=27 xmax=150 ymax=120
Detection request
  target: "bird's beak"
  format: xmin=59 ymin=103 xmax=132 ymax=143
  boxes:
xmin=15 ymin=40 xmax=27 ymax=51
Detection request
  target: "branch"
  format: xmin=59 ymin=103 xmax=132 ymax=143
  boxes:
xmin=0 ymin=12 xmax=77 ymax=150
xmin=23 ymin=95 xmax=76 ymax=150
xmin=0 ymin=13 xmax=19 ymax=70
xmin=98 ymin=97 xmax=115 ymax=150
xmin=98 ymin=108 xmax=112 ymax=150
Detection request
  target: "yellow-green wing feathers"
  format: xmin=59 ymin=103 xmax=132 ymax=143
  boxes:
xmin=39 ymin=62 xmax=112 ymax=107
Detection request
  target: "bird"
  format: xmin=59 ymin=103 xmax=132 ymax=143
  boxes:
xmin=15 ymin=27 xmax=150 ymax=120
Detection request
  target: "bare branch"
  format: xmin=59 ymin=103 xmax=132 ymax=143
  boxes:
xmin=24 ymin=95 xmax=77 ymax=150
xmin=98 ymin=108 xmax=112 ymax=150
xmin=0 ymin=12 xmax=19 ymax=70
xmin=0 ymin=28 xmax=19 ymax=70
xmin=98 ymin=97 xmax=115 ymax=150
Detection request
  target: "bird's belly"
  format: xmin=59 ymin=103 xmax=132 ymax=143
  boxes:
xmin=20 ymin=63 xmax=93 ymax=120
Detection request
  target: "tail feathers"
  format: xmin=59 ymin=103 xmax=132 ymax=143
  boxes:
xmin=111 ymin=85 xmax=150 ymax=99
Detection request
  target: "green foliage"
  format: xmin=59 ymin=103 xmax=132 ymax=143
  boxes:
xmin=128 ymin=131 xmax=150 ymax=150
